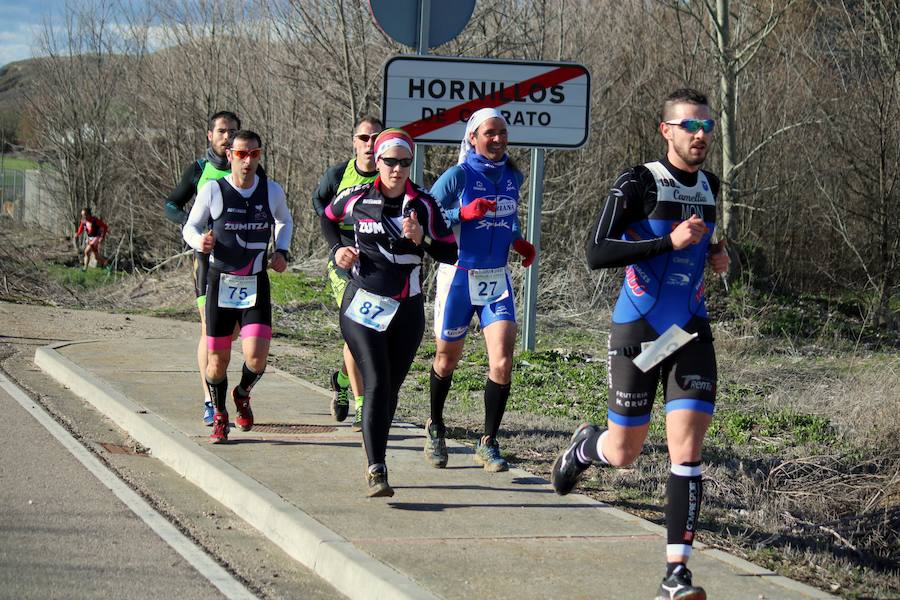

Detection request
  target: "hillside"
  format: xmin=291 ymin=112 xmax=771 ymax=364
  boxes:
xmin=0 ymin=57 xmax=43 ymax=147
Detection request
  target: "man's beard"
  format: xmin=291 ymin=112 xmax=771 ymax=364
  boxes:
xmin=676 ymin=144 xmax=707 ymax=167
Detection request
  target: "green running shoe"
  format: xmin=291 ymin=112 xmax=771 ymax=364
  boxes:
xmin=351 ymin=404 xmax=363 ymax=432
xmin=474 ymin=436 xmax=508 ymax=472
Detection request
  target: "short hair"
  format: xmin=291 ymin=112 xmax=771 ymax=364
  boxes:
xmin=355 ymin=115 xmax=384 ymax=132
xmin=662 ymin=88 xmax=709 ymax=121
xmin=208 ymin=111 xmax=241 ymax=131
xmin=231 ymin=129 xmax=262 ymax=148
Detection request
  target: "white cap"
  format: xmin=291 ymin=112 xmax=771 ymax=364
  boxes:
xmin=458 ymin=108 xmax=505 ymax=164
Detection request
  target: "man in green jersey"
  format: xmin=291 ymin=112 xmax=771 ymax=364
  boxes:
xmin=163 ymin=111 xmax=241 ymax=426
xmin=312 ymin=115 xmax=383 ymax=431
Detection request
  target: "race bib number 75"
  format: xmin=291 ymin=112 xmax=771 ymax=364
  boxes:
xmin=218 ymin=273 xmax=258 ymax=309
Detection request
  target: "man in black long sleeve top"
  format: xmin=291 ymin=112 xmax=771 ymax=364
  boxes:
xmin=163 ymin=111 xmax=241 ymax=426
xmin=552 ymin=89 xmax=729 ymax=600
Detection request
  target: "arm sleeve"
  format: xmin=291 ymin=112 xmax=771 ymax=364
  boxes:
xmin=98 ymin=218 xmax=108 ymax=236
xmin=182 ymin=182 xmax=214 ymax=251
xmin=418 ymin=195 xmax=458 ymax=264
xmin=320 ymin=213 xmax=343 ymax=255
xmin=511 ymin=170 xmax=526 ymax=241
xmin=76 ymin=220 xmax=85 ymax=236
xmin=311 ymin=163 xmax=344 ymax=217
xmin=321 ymin=185 xmax=358 ymax=254
xmin=164 ymin=162 xmax=202 ymax=225
xmin=585 ymin=168 xmax=674 ymax=269
xmin=428 ymin=166 xmax=467 ymax=226
xmin=268 ymin=182 xmax=293 ymax=252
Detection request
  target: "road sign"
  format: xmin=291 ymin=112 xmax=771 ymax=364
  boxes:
xmin=369 ymin=0 xmax=475 ymax=49
xmin=383 ymin=55 xmax=591 ymax=148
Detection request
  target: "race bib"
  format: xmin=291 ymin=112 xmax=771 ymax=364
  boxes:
xmin=468 ymin=267 xmax=509 ymax=306
xmin=218 ymin=274 xmax=258 ymax=309
xmin=632 ymin=324 xmax=698 ymax=372
xmin=345 ymin=288 xmax=400 ymax=332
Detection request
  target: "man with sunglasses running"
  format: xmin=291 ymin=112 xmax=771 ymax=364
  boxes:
xmin=551 ymin=88 xmax=728 ymax=600
xmin=183 ymin=130 xmax=292 ymax=443
xmin=312 ymin=115 xmax=383 ymax=431
xmin=164 ymin=111 xmax=244 ymax=426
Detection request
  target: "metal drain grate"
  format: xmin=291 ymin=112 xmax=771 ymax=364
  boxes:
xmin=251 ymin=424 xmax=337 ymax=434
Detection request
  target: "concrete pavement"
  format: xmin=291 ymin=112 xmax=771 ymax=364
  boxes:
xmin=35 ymin=336 xmax=834 ymax=600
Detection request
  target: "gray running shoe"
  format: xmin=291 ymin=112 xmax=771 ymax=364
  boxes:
xmin=330 ymin=371 xmax=349 ymax=422
xmin=551 ymin=423 xmax=601 ymax=495
xmin=474 ymin=436 xmax=508 ymax=472
xmin=366 ymin=463 xmax=394 ymax=498
xmin=424 ymin=419 xmax=448 ymax=468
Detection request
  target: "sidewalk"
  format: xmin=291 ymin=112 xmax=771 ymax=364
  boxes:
xmin=35 ymin=337 xmax=833 ymax=600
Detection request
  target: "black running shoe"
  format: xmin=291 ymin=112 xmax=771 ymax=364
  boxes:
xmin=551 ymin=423 xmax=600 ymax=495
xmin=654 ymin=565 xmax=706 ymax=600
xmin=330 ymin=371 xmax=349 ymax=422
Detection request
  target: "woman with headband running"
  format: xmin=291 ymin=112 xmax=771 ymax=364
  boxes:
xmin=424 ymin=108 xmax=536 ymax=472
xmin=322 ymin=128 xmax=457 ymax=497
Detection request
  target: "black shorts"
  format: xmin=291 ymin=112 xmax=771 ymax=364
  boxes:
xmin=205 ymin=269 xmax=272 ymax=350
xmin=607 ymin=317 xmax=716 ymax=427
xmin=192 ymin=251 xmax=210 ymax=305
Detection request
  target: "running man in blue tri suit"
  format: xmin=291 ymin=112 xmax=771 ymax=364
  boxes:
xmin=425 ymin=108 xmax=536 ymax=472
xmin=551 ymin=89 xmax=729 ymax=600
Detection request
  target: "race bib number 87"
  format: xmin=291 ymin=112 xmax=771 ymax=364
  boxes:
xmin=346 ymin=288 xmax=400 ymax=332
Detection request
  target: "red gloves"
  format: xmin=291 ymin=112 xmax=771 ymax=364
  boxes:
xmin=513 ymin=238 xmax=536 ymax=268
xmin=459 ymin=198 xmax=497 ymax=221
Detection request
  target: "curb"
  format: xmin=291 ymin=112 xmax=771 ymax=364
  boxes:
xmin=35 ymin=343 xmax=438 ymax=600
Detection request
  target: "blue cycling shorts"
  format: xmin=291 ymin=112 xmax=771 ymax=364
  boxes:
xmin=432 ymin=263 xmax=516 ymax=341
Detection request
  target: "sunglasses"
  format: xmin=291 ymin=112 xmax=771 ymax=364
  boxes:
xmin=665 ymin=119 xmax=715 ymax=134
xmin=230 ymin=148 xmax=262 ymax=159
xmin=355 ymin=133 xmax=381 ymax=143
xmin=380 ymin=157 xmax=412 ymax=168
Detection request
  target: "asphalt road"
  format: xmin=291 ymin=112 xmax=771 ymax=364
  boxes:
xmin=0 ymin=377 xmax=233 ymax=600
xmin=0 ymin=304 xmax=342 ymax=600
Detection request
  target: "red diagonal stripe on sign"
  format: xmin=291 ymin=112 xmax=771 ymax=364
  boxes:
xmin=400 ymin=64 xmax=586 ymax=138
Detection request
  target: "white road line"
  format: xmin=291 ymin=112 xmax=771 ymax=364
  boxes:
xmin=0 ymin=371 xmax=257 ymax=600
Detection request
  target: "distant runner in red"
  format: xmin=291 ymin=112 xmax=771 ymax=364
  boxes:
xmin=75 ymin=207 xmax=109 ymax=270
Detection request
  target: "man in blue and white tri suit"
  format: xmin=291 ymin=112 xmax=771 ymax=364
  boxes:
xmin=551 ymin=89 xmax=729 ymax=600
xmin=425 ymin=108 xmax=536 ymax=472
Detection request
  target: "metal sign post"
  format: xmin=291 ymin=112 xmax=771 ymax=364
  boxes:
xmin=369 ymin=0 xmax=475 ymax=186
xmin=372 ymin=4 xmax=591 ymax=352
xmin=411 ymin=0 xmax=430 ymax=185
xmin=522 ymin=148 xmax=545 ymax=351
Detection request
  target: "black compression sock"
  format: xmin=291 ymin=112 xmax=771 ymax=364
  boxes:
xmin=205 ymin=376 xmax=228 ymax=413
xmin=577 ymin=428 xmax=609 ymax=465
xmin=237 ymin=363 xmax=265 ymax=397
xmin=483 ymin=378 xmax=511 ymax=440
xmin=429 ymin=366 xmax=452 ymax=435
xmin=665 ymin=461 xmax=704 ymax=559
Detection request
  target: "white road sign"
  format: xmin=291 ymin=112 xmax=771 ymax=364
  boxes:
xmin=383 ymin=55 xmax=591 ymax=148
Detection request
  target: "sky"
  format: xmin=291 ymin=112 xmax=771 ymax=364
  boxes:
xmin=0 ymin=1 xmax=60 ymax=67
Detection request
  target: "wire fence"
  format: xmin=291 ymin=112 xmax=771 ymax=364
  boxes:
xmin=1 ymin=168 xmax=68 ymax=235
